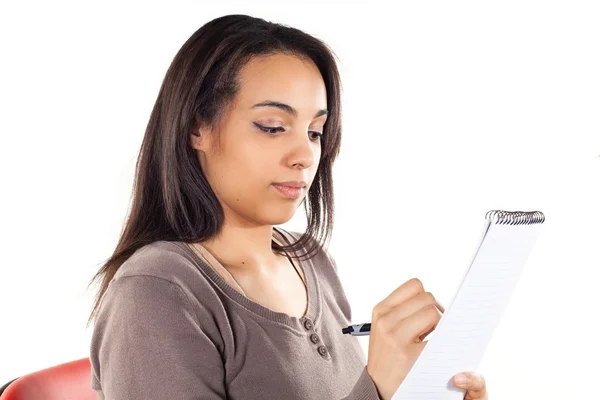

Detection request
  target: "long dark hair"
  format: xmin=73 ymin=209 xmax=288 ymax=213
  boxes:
xmin=86 ymin=14 xmax=343 ymax=328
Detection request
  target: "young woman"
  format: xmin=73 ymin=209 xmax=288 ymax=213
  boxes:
xmin=87 ymin=14 xmax=488 ymax=400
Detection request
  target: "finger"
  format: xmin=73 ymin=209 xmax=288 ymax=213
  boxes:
xmin=453 ymin=372 xmax=487 ymax=395
xmin=418 ymin=324 xmax=436 ymax=342
xmin=380 ymin=291 xmax=444 ymax=323
xmin=376 ymin=278 xmax=446 ymax=317
xmin=391 ymin=304 xmax=443 ymax=344
xmin=375 ymin=278 xmax=425 ymax=314
xmin=416 ymin=303 xmax=443 ymax=341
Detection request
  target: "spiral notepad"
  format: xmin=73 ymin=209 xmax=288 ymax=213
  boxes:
xmin=392 ymin=210 xmax=545 ymax=400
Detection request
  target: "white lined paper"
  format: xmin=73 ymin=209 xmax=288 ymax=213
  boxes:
xmin=392 ymin=216 xmax=543 ymax=399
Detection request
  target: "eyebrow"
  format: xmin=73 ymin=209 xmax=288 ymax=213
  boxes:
xmin=251 ymin=100 xmax=328 ymax=119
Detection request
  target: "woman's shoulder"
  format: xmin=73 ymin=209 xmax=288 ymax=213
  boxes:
xmin=111 ymin=240 xmax=202 ymax=287
xmin=101 ymin=240 xmax=227 ymax=323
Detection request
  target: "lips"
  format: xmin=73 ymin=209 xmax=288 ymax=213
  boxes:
xmin=272 ymin=182 xmax=306 ymax=199
xmin=272 ymin=181 xmax=307 ymax=188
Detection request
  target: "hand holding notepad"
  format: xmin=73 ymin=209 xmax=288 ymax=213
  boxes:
xmin=390 ymin=210 xmax=545 ymax=399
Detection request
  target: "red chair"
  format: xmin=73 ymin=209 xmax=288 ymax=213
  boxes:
xmin=0 ymin=358 xmax=96 ymax=400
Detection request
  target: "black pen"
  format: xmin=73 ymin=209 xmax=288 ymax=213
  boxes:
xmin=341 ymin=323 xmax=371 ymax=336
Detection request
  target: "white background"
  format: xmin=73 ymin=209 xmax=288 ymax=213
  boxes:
xmin=1 ymin=1 xmax=599 ymax=398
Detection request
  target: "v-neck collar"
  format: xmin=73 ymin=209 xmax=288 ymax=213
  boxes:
xmin=172 ymin=229 xmax=321 ymax=333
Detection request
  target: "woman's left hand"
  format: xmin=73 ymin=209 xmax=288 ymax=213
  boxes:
xmin=453 ymin=372 xmax=488 ymax=399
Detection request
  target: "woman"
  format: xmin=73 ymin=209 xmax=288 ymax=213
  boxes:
xmin=87 ymin=14 xmax=488 ymax=400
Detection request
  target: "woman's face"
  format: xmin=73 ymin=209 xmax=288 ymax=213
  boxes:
xmin=191 ymin=53 xmax=328 ymax=227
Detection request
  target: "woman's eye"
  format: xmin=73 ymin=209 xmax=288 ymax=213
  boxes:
xmin=253 ymin=122 xmax=322 ymax=141
xmin=309 ymin=131 xmax=323 ymax=141
xmin=254 ymin=122 xmax=284 ymax=135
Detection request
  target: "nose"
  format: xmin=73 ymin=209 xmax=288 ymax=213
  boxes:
xmin=287 ymin=132 xmax=317 ymax=170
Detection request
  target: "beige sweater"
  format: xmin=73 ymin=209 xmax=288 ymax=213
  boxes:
xmin=89 ymin=229 xmax=381 ymax=399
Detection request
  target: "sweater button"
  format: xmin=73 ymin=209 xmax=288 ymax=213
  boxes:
xmin=310 ymin=333 xmax=320 ymax=344
xmin=303 ymin=319 xmax=313 ymax=330
xmin=317 ymin=345 xmax=328 ymax=356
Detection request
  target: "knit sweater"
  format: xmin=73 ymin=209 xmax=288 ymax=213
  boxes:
xmin=89 ymin=230 xmax=381 ymax=399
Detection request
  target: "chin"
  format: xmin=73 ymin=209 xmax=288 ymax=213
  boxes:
xmin=260 ymin=205 xmax=298 ymax=226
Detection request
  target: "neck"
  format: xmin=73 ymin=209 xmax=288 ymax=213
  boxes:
xmin=199 ymin=222 xmax=282 ymax=273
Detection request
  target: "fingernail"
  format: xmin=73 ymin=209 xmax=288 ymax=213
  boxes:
xmin=455 ymin=374 xmax=467 ymax=386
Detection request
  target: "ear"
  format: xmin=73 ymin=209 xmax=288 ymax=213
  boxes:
xmin=190 ymin=126 xmax=213 ymax=152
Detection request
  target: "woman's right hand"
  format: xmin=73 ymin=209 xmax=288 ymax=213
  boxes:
xmin=365 ymin=278 xmax=445 ymax=400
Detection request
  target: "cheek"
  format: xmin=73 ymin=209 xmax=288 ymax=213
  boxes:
xmin=231 ymin=142 xmax=273 ymax=182
xmin=210 ymin=143 xmax=272 ymax=196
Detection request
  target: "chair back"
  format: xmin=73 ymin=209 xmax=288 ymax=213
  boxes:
xmin=0 ymin=358 xmax=96 ymax=400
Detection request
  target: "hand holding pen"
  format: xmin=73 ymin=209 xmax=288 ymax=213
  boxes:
xmin=344 ymin=278 xmax=444 ymax=399
xmin=341 ymin=277 xmax=445 ymax=400
xmin=340 ymin=278 xmax=488 ymax=400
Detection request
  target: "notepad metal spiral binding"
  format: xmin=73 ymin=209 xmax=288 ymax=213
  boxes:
xmin=391 ymin=209 xmax=545 ymax=400
xmin=485 ymin=210 xmax=545 ymax=225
